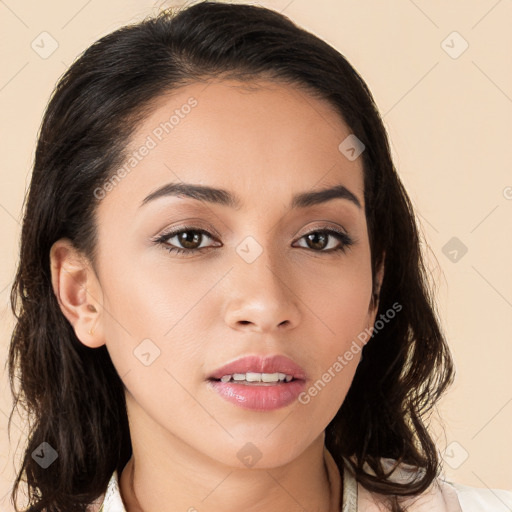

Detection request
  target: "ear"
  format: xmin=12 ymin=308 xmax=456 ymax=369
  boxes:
xmin=371 ymin=255 xmax=385 ymax=309
xmin=365 ymin=254 xmax=385 ymax=332
xmin=49 ymin=238 xmax=105 ymax=348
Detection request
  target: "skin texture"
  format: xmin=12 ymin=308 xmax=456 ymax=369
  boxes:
xmin=50 ymin=79 xmax=384 ymax=512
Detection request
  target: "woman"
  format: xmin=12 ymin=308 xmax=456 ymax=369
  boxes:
xmin=7 ymin=2 xmax=512 ymax=511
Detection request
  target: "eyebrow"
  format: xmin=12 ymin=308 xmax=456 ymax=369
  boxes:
xmin=140 ymin=182 xmax=362 ymax=210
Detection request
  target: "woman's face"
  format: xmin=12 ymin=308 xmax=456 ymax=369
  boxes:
xmin=91 ymin=78 xmax=381 ymax=468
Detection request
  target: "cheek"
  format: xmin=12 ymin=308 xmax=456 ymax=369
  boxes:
xmin=98 ymin=252 xmax=219 ymax=380
xmin=295 ymin=253 xmax=372 ymax=398
xmin=296 ymin=273 xmax=370 ymax=420
xmin=98 ymin=265 xmax=206 ymax=424
xmin=297 ymin=252 xmax=373 ymax=337
xmin=101 ymin=241 xmax=206 ymax=331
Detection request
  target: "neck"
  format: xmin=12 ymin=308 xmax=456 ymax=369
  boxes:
xmin=119 ymin=397 xmax=341 ymax=512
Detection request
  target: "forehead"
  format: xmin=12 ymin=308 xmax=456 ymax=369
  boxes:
xmin=96 ymin=78 xmax=365 ymax=219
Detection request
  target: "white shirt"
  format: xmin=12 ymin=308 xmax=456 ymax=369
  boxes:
xmin=93 ymin=448 xmax=512 ymax=511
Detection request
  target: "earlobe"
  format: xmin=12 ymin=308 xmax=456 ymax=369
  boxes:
xmin=49 ymin=238 xmax=105 ymax=348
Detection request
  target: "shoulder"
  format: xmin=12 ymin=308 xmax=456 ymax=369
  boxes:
xmin=448 ymin=480 xmax=512 ymax=512
xmin=354 ymin=457 xmax=512 ymax=512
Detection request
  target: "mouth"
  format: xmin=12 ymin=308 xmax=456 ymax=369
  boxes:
xmin=208 ymin=372 xmax=299 ymax=385
xmin=205 ymin=354 xmax=307 ymax=410
xmin=207 ymin=372 xmax=307 ymax=411
xmin=207 ymin=354 xmax=307 ymax=383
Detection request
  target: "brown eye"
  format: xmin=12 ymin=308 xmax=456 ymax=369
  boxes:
xmin=295 ymin=228 xmax=353 ymax=253
xmin=304 ymin=231 xmax=329 ymax=250
xmin=154 ymin=226 xmax=353 ymax=257
xmin=156 ymin=226 xmax=218 ymax=256
xmin=174 ymin=231 xmax=204 ymax=250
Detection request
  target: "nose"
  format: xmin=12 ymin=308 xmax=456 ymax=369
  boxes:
xmin=223 ymin=248 xmax=301 ymax=333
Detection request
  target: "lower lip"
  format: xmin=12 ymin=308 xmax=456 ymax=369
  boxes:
xmin=207 ymin=379 xmax=307 ymax=411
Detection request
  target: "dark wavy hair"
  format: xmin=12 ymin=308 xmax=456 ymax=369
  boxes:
xmin=7 ymin=2 xmax=455 ymax=511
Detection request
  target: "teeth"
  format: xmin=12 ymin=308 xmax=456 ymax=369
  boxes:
xmin=219 ymin=372 xmax=294 ymax=383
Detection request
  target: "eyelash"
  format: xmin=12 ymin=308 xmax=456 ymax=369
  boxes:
xmin=153 ymin=224 xmax=354 ymax=257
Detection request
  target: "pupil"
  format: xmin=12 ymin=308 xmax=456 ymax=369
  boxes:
xmin=180 ymin=231 xmax=200 ymax=249
xmin=308 ymin=232 xmax=326 ymax=250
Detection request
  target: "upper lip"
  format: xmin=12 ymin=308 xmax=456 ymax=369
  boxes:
xmin=208 ymin=354 xmax=307 ymax=381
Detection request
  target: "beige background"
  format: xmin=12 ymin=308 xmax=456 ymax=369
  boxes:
xmin=1 ymin=0 xmax=511 ymax=510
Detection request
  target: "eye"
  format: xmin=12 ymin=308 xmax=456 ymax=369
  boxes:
xmin=293 ymin=227 xmax=354 ymax=254
xmin=153 ymin=225 xmax=354 ymax=257
xmin=154 ymin=226 xmax=219 ymax=256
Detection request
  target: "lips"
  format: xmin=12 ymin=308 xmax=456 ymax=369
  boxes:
xmin=207 ymin=354 xmax=307 ymax=381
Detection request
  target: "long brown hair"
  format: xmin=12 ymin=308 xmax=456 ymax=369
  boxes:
xmin=7 ymin=2 xmax=454 ymax=511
